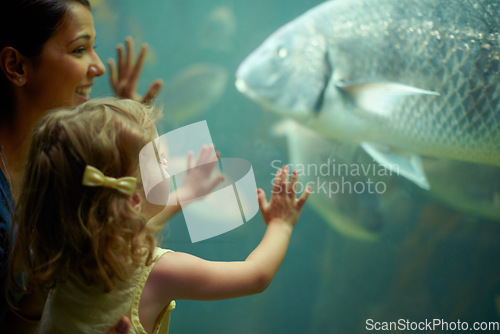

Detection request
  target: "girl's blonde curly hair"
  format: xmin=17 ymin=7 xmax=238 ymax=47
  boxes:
xmin=10 ymin=97 xmax=162 ymax=294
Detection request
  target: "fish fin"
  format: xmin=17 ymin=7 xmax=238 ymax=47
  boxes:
xmin=361 ymin=142 xmax=430 ymax=190
xmin=336 ymin=81 xmax=440 ymax=117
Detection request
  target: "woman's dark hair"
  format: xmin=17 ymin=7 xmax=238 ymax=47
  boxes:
xmin=0 ymin=0 xmax=91 ymax=118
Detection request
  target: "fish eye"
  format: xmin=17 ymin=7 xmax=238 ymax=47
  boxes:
xmin=276 ymin=46 xmax=288 ymax=59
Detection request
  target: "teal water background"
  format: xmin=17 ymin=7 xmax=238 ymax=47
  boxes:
xmin=91 ymin=0 xmax=500 ymax=333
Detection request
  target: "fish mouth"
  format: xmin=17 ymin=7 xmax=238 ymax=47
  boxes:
xmin=235 ymin=78 xmax=250 ymax=95
xmin=235 ymin=79 xmax=279 ymax=112
xmin=235 ymin=78 xmax=317 ymax=120
xmin=235 ymin=78 xmax=264 ymax=104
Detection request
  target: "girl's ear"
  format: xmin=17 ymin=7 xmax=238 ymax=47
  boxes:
xmin=129 ymin=191 xmax=142 ymax=211
xmin=0 ymin=47 xmax=28 ymax=86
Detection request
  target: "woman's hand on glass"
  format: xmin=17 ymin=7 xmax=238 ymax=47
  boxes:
xmin=107 ymin=36 xmax=163 ymax=104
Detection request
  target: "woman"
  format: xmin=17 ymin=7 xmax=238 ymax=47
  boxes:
xmin=0 ymin=0 xmax=162 ymax=332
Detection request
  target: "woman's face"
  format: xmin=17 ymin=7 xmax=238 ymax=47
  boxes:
xmin=26 ymin=2 xmax=106 ymax=109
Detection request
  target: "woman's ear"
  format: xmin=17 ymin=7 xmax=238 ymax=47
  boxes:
xmin=129 ymin=191 xmax=142 ymax=211
xmin=0 ymin=47 xmax=28 ymax=86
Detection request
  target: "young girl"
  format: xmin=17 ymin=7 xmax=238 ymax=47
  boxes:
xmin=9 ymin=97 xmax=310 ymax=334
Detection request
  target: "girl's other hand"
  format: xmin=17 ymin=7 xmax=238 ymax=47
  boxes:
xmin=257 ymin=165 xmax=310 ymax=228
xmin=177 ymin=145 xmax=223 ymax=203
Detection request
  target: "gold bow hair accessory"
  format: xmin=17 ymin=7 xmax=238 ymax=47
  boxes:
xmin=82 ymin=165 xmax=137 ymax=196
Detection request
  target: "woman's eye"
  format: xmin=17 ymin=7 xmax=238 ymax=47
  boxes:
xmin=72 ymin=46 xmax=86 ymax=54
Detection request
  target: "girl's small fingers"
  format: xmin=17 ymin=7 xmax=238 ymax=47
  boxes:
xmin=209 ymin=174 xmax=224 ymax=190
xmin=202 ymin=144 xmax=216 ymax=165
xmin=201 ymin=144 xmax=212 ymax=163
xmin=282 ymin=165 xmax=290 ymax=194
xmin=289 ymin=169 xmax=298 ymax=196
xmin=196 ymin=145 xmax=209 ymax=165
xmin=296 ymin=186 xmax=311 ymax=210
xmin=282 ymin=164 xmax=289 ymax=177
xmin=208 ymin=145 xmax=217 ymax=161
xmin=186 ymin=151 xmax=194 ymax=169
xmin=257 ymin=189 xmax=268 ymax=209
xmin=272 ymin=168 xmax=283 ymax=194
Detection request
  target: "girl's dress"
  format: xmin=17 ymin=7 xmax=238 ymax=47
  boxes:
xmin=38 ymin=247 xmax=175 ymax=334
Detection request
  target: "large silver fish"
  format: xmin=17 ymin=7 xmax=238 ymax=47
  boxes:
xmin=236 ymin=0 xmax=500 ymax=189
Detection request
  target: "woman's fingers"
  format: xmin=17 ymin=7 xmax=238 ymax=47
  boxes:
xmin=129 ymin=44 xmax=147 ymax=86
xmin=116 ymin=43 xmax=125 ymax=77
xmin=107 ymin=58 xmax=117 ymax=90
xmin=142 ymin=80 xmax=163 ymax=104
xmin=124 ymin=37 xmax=133 ymax=73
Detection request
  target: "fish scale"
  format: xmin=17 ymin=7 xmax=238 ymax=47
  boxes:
xmin=236 ymin=0 xmax=500 ymax=170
